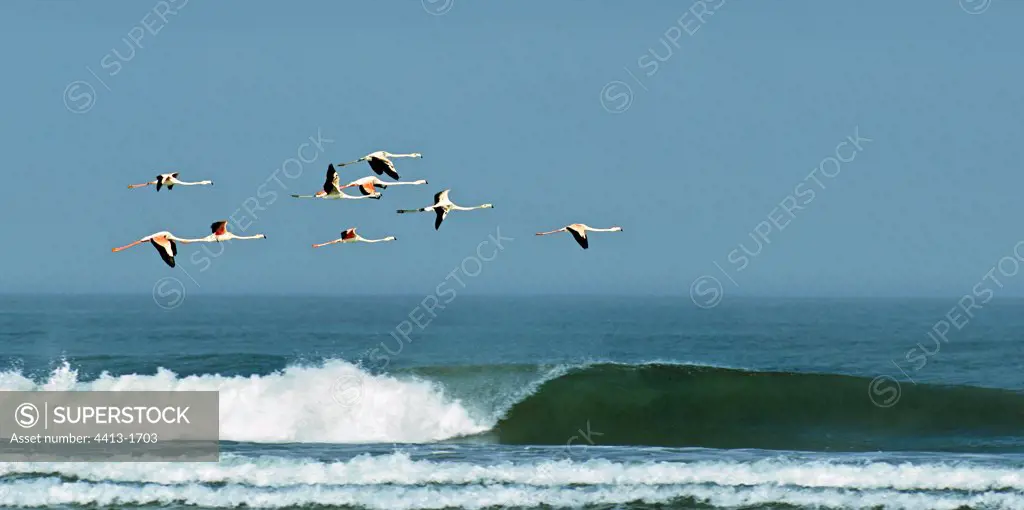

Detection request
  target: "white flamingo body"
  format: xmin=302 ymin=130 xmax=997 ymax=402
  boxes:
xmin=397 ymin=189 xmax=493 ymax=230
xmin=292 ymin=164 xmax=381 ymax=200
xmin=312 ymin=228 xmax=397 ymax=248
xmin=189 ymin=221 xmax=268 ymax=243
xmin=128 ymin=173 xmax=213 ymax=191
xmin=535 ymin=223 xmax=623 ymax=250
xmin=340 ymin=175 xmax=427 ymax=196
xmin=337 ymin=151 xmax=422 ymax=180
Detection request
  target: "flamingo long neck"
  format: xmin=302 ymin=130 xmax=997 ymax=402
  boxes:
xmin=452 ymin=204 xmax=488 ymax=211
xmin=390 ymin=180 xmax=426 ymax=186
xmin=587 ymin=227 xmax=621 ymax=232
xmin=174 ymin=180 xmax=212 ymax=186
xmin=188 ymin=234 xmax=223 ymax=243
xmin=362 ymin=237 xmax=395 ymax=243
xmin=230 ymin=234 xmax=264 ymax=240
xmin=387 ymin=153 xmax=419 ymax=159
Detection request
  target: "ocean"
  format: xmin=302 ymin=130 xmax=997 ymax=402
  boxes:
xmin=1 ymin=294 xmax=1022 ymax=509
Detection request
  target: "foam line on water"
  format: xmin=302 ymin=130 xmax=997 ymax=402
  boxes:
xmin=2 ymin=453 xmax=1023 ymax=492
xmin=0 ymin=477 xmax=1022 ymax=510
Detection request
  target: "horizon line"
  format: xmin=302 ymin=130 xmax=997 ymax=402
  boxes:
xmin=1 ymin=292 xmax=1021 ymax=300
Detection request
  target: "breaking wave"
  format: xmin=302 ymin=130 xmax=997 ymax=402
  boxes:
xmin=3 ymin=360 xmax=1023 ymax=450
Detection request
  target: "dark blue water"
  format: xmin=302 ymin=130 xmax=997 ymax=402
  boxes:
xmin=1 ymin=295 xmax=1022 ymax=509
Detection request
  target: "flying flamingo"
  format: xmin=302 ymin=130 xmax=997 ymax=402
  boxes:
xmin=339 ymin=175 xmax=427 ymax=197
xmin=535 ymin=224 xmax=623 ymax=250
xmin=188 ymin=221 xmax=268 ymax=243
xmin=337 ymin=151 xmax=422 ymax=180
xmin=397 ymin=189 xmax=493 ymax=230
xmin=111 ymin=231 xmax=192 ymax=268
xmin=291 ymin=164 xmax=381 ymax=200
xmin=128 ymin=173 xmax=213 ymax=191
xmin=312 ymin=228 xmax=397 ymax=248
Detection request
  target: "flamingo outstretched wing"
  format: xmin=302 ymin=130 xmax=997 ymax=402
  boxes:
xmin=149 ymin=235 xmax=178 ymax=267
xmin=324 ymin=165 xmax=341 ymax=194
xmin=434 ymin=209 xmax=448 ymax=230
xmin=567 ymin=225 xmax=589 ymax=250
xmin=368 ymin=157 xmax=399 ymax=180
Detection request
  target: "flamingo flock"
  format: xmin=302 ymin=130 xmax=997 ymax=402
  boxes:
xmin=115 ymin=148 xmax=622 ymax=268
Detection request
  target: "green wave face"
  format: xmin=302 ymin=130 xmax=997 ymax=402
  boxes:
xmin=487 ymin=364 xmax=1024 ymax=452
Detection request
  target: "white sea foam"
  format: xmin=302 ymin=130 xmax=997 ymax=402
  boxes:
xmin=2 ymin=362 xmax=1023 ymax=509
xmin=0 ymin=475 xmax=1022 ymax=510
xmin=0 ymin=359 xmax=746 ymax=445
xmin=2 ymin=453 xmax=1023 ymax=493
xmin=0 ymin=361 xmax=490 ymax=443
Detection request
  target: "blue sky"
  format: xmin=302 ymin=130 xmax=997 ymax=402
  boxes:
xmin=1 ymin=1 xmax=1022 ymax=296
